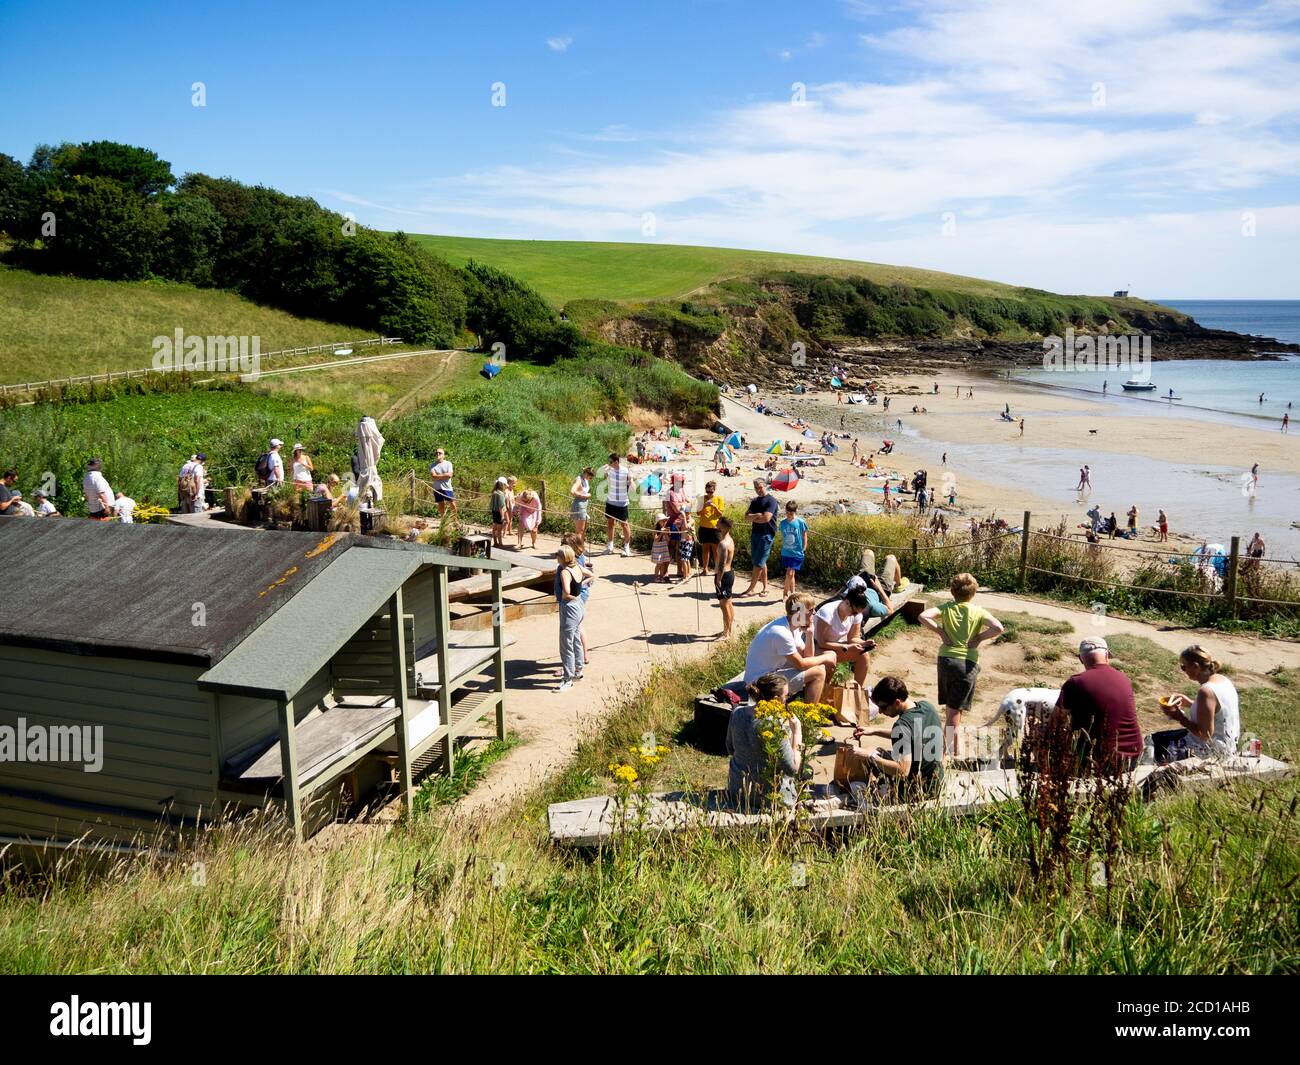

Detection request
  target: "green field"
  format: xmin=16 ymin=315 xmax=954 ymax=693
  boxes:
xmin=0 ymin=265 xmax=380 ymax=385
xmin=408 ymin=234 xmax=1046 ymax=307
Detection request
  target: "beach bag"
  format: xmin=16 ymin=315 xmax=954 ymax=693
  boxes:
xmin=255 ymin=452 xmax=274 ymax=484
xmin=828 ymin=679 xmax=873 ymax=726
xmin=833 ymin=743 xmax=875 ymax=788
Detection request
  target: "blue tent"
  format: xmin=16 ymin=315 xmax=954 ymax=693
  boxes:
xmin=831 ymin=377 xmax=843 ymax=388
xmin=480 ymin=361 xmax=502 ymax=379
xmin=725 ymin=432 xmax=743 ymax=449
xmin=638 ymin=472 xmax=662 ymax=495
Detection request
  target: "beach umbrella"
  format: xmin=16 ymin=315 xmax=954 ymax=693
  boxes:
xmin=725 ymin=431 xmax=743 ymax=449
xmin=767 ymin=440 xmax=784 ymax=455
xmin=770 ymin=468 xmax=799 ymax=492
xmin=354 ymin=416 xmax=385 ymax=504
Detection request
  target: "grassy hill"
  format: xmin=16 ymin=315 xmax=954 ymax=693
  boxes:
xmin=0 ymin=265 xmax=386 ymax=385
xmin=408 ymin=235 xmax=1032 ymax=305
xmin=407 ymin=234 xmax=1172 ymax=314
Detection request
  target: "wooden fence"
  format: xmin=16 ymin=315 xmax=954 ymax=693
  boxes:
xmin=0 ymin=336 xmax=403 ymax=395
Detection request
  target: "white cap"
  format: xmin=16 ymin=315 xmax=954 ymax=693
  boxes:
xmin=1079 ymin=636 xmax=1109 ymax=654
xmin=270 ymin=438 xmax=284 ymax=448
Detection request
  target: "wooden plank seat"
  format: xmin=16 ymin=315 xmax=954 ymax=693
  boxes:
xmin=413 ymin=630 xmax=516 ymax=698
xmin=230 ymin=697 xmax=403 ymax=786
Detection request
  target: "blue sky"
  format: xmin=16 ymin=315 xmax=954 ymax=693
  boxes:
xmin=2 ymin=0 xmax=1299 ymax=296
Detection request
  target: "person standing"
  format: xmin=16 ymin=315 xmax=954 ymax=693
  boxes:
xmin=715 ymin=517 xmax=737 ymax=639
xmin=916 ymin=486 xmax=928 ymax=515
xmin=570 ymin=465 xmax=593 ymax=539
xmin=291 ymin=445 xmax=314 ymax=492
xmin=1157 ymin=508 xmax=1169 ymax=542
xmin=561 ymin=532 xmax=595 ymax=663
xmin=1053 ymin=637 xmax=1144 ymax=772
xmin=554 ymin=545 xmax=587 ymax=691
xmin=919 ymin=573 xmax=1003 ymax=758
xmin=490 ymin=477 xmax=509 ymax=548
xmin=600 ymin=453 xmax=633 ymax=557
xmin=778 ymin=499 xmax=809 ymax=597
xmin=262 ymin=439 xmax=285 ymax=487
xmin=696 ymin=480 xmax=725 ymax=574
xmin=740 ymin=477 xmax=779 ymax=597
xmin=1127 ymin=504 xmax=1139 ymax=539
xmin=1018 ymin=418 xmax=1025 ymax=437
xmin=664 ymin=472 xmax=688 ymax=563
xmin=429 ymin=447 xmax=458 ymax=519
xmin=1283 ymin=412 xmax=1290 ymax=434
xmin=82 ymin=458 xmax=115 ymax=520
xmin=0 ymin=469 xmax=21 ymax=516
xmin=177 ymin=453 xmax=207 ymax=513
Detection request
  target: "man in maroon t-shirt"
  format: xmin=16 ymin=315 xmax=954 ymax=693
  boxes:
xmin=1054 ymin=636 xmax=1144 ymax=770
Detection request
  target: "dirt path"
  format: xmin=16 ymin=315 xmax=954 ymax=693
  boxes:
xmin=451 ymin=541 xmax=1300 ymax=818
xmin=379 ymin=350 xmax=460 ymax=422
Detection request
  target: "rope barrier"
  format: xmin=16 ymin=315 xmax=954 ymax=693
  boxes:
xmin=1022 ymin=564 xmax=1222 ymax=599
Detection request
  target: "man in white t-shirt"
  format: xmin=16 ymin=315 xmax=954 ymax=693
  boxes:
xmin=814 ymin=588 xmax=877 ymax=686
xmin=112 ymin=491 xmax=136 ymax=524
xmin=600 ymin=452 xmax=633 ymax=556
xmin=34 ymin=490 xmax=58 ymax=516
xmin=267 ymin=439 xmax=285 ymax=486
xmin=82 ymin=458 xmax=115 ymax=520
xmin=743 ymin=594 xmax=838 ymax=701
xmin=429 ymin=447 xmax=457 ymax=518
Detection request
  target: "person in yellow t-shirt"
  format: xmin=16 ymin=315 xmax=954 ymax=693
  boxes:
xmin=696 ymin=480 xmax=726 ymax=574
xmin=919 ymin=572 xmax=1004 ymax=758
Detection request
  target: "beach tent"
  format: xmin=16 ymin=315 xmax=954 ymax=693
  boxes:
xmin=669 ymin=426 xmax=681 ymax=438
xmin=1193 ymin=543 xmax=1229 ymax=577
xmin=354 ymin=415 xmax=385 ymax=503
xmin=767 ymin=441 xmax=784 ymax=455
xmin=650 ymin=441 xmax=671 ymax=461
xmin=725 ymin=431 xmax=743 ymax=449
xmin=480 ymin=361 xmax=502 ymax=380
xmin=638 ymin=472 xmax=663 ymax=495
xmin=802 ymin=428 xmax=816 ymax=438
xmin=848 ymin=393 xmax=867 ymax=404
xmin=770 ymin=468 xmax=799 ymax=492
xmin=746 ymin=384 xmax=758 ymax=394
xmin=831 ymin=377 xmax=843 ymax=389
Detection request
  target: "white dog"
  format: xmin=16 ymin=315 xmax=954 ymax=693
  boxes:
xmin=999 ymin=687 xmax=1061 ymax=761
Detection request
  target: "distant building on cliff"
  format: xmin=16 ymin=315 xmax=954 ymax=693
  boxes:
xmin=1113 ymin=289 xmax=1130 ymax=297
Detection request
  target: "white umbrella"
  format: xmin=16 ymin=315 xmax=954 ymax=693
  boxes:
xmin=354 ymin=416 xmax=385 ymax=504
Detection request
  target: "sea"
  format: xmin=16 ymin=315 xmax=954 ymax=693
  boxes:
xmin=936 ymin=301 xmax=1300 ymax=555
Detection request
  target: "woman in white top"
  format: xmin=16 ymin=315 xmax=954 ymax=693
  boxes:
xmin=291 ymin=444 xmax=314 ymax=492
xmin=1157 ymin=645 xmax=1241 ymax=760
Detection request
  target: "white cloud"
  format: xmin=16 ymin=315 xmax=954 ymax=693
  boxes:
xmin=546 ymin=35 xmax=572 ymax=53
xmin=338 ymin=0 xmax=1300 ymax=295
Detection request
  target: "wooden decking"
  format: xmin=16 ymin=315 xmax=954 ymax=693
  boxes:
xmin=547 ymin=754 xmax=1294 ymax=847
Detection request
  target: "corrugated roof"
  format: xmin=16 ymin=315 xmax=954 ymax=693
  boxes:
xmin=0 ymin=520 xmax=356 ymax=664
xmin=197 ymin=548 xmax=425 ymax=701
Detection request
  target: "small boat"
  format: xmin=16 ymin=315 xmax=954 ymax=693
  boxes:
xmin=1121 ymin=379 xmax=1156 ymax=392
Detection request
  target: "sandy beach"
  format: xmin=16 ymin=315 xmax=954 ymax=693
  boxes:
xmin=658 ymin=371 xmax=1300 ymax=559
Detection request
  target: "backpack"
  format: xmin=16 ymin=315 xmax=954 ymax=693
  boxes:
xmin=255 ymin=452 xmax=274 ymax=484
xmin=178 ymin=468 xmax=200 ymax=500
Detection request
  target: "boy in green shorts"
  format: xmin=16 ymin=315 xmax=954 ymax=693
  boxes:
xmin=919 ymin=572 xmax=1004 ymax=758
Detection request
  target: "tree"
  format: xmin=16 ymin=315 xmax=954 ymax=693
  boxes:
xmin=156 ymin=192 xmax=224 ymax=285
xmin=0 ymin=153 xmax=29 ymax=237
xmin=49 ymin=141 xmax=174 ymax=199
xmin=43 ymin=176 xmax=163 ymax=279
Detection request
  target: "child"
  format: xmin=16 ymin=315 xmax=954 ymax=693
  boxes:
xmin=489 ymin=477 xmax=509 ymax=547
xmin=515 ymin=489 xmax=541 ymax=549
xmin=919 ymin=573 xmax=1004 ymax=758
xmin=503 ymin=476 xmax=518 ymax=540
xmin=677 ymin=524 xmax=695 ymax=582
xmin=651 ymin=514 xmax=671 ymax=582
xmin=778 ymin=500 xmax=808 ymax=596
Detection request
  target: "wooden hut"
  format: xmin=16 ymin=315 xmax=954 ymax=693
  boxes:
xmin=0 ymin=519 xmax=514 ymax=861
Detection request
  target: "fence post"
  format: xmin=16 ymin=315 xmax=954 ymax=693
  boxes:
xmin=407 ymin=469 xmax=416 ymax=513
xmin=911 ymin=537 xmax=918 ymax=570
xmin=1225 ymin=535 xmax=1240 ymax=617
xmin=538 ymin=480 xmax=547 ymax=520
xmin=1018 ymin=510 xmax=1031 ymax=590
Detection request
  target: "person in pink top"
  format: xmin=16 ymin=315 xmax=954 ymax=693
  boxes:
xmin=515 ymin=488 xmax=541 ymax=549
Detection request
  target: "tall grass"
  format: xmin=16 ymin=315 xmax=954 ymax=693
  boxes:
xmin=1 ymin=644 xmax=1295 ymax=974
